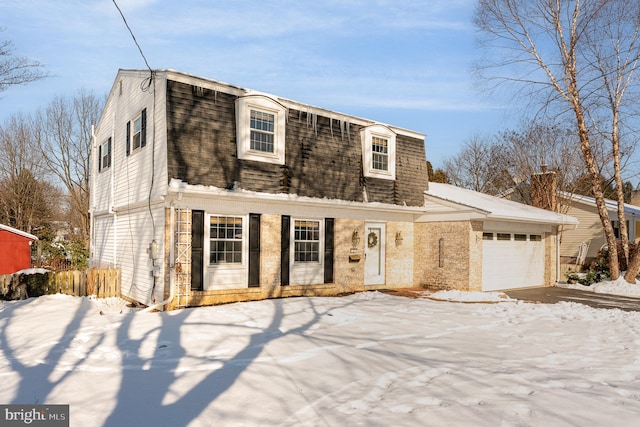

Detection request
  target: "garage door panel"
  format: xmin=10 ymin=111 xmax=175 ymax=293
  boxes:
xmin=482 ymin=233 xmax=544 ymax=291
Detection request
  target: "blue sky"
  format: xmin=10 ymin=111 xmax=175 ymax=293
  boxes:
xmin=1 ymin=0 xmax=514 ymax=167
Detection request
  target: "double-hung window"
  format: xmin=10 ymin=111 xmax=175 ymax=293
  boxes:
xmin=131 ymin=114 xmax=143 ymax=151
xmin=99 ymin=137 xmax=112 ymax=172
xmin=294 ymin=220 xmax=320 ymax=263
xmin=209 ymin=216 xmax=243 ymax=264
xmin=236 ymin=95 xmax=286 ymax=164
xmin=371 ymin=136 xmax=389 ymax=171
xmin=250 ymin=110 xmax=275 ymax=153
xmin=126 ymin=108 xmax=146 ymax=156
xmin=361 ymin=124 xmax=396 ymax=180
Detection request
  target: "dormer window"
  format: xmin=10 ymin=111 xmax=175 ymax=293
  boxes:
xmin=361 ymin=124 xmax=396 ymax=180
xmin=250 ymin=110 xmax=275 ymax=153
xmin=372 ymin=136 xmax=389 ymax=171
xmin=236 ymin=95 xmax=286 ymax=164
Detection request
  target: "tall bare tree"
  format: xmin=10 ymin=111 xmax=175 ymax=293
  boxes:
xmin=580 ymin=0 xmax=640 ymax=279
xmin=474 ymin=0 xmax=640 ymax=282
xmin=443 ymin=134 xmax=512 ymax=195
xmin=37 ymin=89 xmax=103 ymax=245
xmin=0 ymin=114 xmax=59 ymax=233
xmin=498 ymin=121 xmax=586 ymax=214
xmin=0 ymin=30 xmax=47 ymax=94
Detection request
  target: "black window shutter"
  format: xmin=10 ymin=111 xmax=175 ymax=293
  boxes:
xmin=324 ymin=218 xmax=334 ymax=284
xmin=191 ymin=210 xmax=204 ymax=291
xmin=281 ymin=215 xmax=290 ymax=286
xmin=248 ymin=213 xmax=261 ymax=288
xmin=126 ymin=121 xmax=131 ymax=156
xmin=107 ymin=137 xmax=112 ymax=168
xmin=98 ymin=145 xmax=102 ymax=172
xmin=141 ymin=108 xmax=147 ymax=148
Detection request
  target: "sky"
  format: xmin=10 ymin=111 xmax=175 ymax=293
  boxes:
xmin=1 ymin=282 xmax=640 ymax=426
xmin=0 ymin=0 xmax=516 ymax=168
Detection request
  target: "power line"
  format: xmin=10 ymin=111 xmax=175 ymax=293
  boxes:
xmin=111 ymin=0 xmax=152 ymax=74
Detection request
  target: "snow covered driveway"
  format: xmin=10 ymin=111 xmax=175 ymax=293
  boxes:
xmin=1 ymin=292 xmax=640 ymax=426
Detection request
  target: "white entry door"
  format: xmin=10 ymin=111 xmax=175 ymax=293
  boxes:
xmin=365 ymin=223 xmax=385 ymax=285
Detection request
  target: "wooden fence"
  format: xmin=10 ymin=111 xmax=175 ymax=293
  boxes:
xmin=0 ymin=268 xmax=121 ymax=299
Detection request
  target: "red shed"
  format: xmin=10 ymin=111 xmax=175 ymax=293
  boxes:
xmin=0 ymin=224 xmax=38 ymax=274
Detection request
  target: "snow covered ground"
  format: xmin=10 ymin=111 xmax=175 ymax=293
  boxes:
xmin=1 ymin=281 xmax=640 ymax=426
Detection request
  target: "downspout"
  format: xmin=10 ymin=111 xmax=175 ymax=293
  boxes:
xmin=142 ymin=200 xmax=176 ymax=312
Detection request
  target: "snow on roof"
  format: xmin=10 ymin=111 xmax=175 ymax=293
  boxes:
xmin=425 ymin=183 xmax=578 ymax=225
xmin=0 ymin=224 xmax=38 ymax=240
xmin=561 ymin=192 xmax=640 ymax=216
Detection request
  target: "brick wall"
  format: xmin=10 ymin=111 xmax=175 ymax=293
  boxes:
xmin=414 ymin=221 xmax=480 ymax=291
xmin=334 ymin=219 xmax=365 ymax=292
xmin=386 ymin=222 xmax=414 ymax=287
xmin=544 ymin=228 xmax=558 ymax=285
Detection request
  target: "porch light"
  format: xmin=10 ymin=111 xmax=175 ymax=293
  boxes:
xmin=352 ymin=230 xmax=360 ymax=248
xmin=395 ymin=231 xmax=403 ymax=246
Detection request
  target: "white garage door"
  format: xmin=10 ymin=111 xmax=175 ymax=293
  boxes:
xmin=482 ymin=232 xmax=544 ymax=291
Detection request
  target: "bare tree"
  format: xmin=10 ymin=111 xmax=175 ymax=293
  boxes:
xmin=0 ymin=30 xmax=47 ymax=93
xmin=474 ymin=0 xmax=640 ymax=281
xmin=37 ymin=89 xmax=103 ymax=245
xmin=580 ymin=0 xmax=640 ymax=279
xmin=498 ymin=120 xmax=586 ymax=214
xmin=442 ymin=134 xmax=511 ymax=195
xmin=0 ymin=114 xmax=59 ymax=233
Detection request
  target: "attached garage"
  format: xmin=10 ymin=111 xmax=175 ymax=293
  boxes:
xmin=423 ymin=183 xmax=579 ymax=292
xmin=481 ymin=230 xmax=544 ymax=291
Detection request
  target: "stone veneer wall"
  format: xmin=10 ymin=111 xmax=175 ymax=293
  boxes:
xmin=414 ymin=220 xmax=483 ymax=291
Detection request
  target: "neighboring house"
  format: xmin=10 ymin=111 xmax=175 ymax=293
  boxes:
xmin=557 ymin=192 xmax=640 ymax=266
xmin=0 ymin=224 xmax=38 ymax=274
xmin=89 ymin=69 xmax=577 ymax=309
xmin=501 ymin=171 xmax=639 ymax=271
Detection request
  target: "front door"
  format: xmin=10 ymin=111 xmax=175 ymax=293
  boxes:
xmin=364 ymin=223 xmax=385 ymax=285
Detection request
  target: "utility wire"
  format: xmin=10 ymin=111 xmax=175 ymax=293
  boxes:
xmin=111 ymin=0 xmax=153 ymax=74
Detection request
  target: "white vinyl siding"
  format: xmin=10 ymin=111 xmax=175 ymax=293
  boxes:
xmin=115 ymin=205 xmax=165 ymax=305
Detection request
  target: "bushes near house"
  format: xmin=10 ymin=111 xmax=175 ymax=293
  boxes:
xmin=565 ymin=242 xmax=637 ymax=285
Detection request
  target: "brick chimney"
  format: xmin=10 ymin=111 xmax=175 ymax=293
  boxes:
xmin=530 ymin=165 xmax=557 ymax=212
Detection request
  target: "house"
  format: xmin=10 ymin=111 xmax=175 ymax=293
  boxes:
xmin=501 ymin=170 xmax=640 ymax=272
xmin=556 ymin=192 xmax=640 ymax=268
xmin=0 ymin=224 xmax=38 ymax=274
xmin=89 ymin=69 xmax=577 ymax=309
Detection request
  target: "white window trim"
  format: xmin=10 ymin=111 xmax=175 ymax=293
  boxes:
xmin=203 ymin=213 xmax=249 ymax=290
xmin=236 ymin=95 xmax=286 ymax=165
xmin=361 ymin=124 xmax=396 ymax=180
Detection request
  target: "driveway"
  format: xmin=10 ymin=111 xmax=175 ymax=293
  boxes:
xmin=504 ymin=286 xmax=640 ymax=312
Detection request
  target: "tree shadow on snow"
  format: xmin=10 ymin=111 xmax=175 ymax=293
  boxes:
xmin=0 ymin=297 xmax=101 ymax=404
xmin=102 ymin=297 xmax=339 ymax=426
